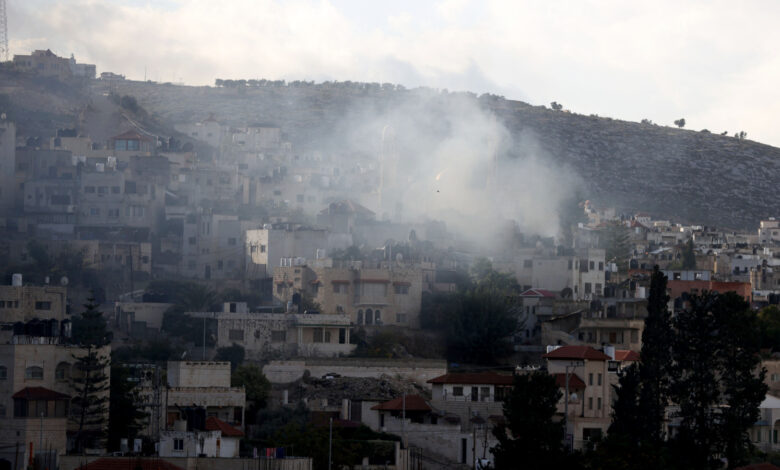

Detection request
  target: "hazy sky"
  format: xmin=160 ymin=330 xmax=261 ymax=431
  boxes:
xmin=9 ymin=0 xmax=780 ymax=146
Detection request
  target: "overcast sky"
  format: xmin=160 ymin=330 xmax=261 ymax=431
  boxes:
xmin=8 ymin=0 xmax=780 ymax=146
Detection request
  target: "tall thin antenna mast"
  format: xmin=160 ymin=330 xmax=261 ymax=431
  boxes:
xmin=0 ymin=0 xmax=8 ymax=62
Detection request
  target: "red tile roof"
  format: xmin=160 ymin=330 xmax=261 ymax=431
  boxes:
xmin=76 ymin=458 xmax=184 ymax=470
xmin=428 ymin=373 xmax=515 ymax=386
xmin=553 ymin=373 xmax=586 ymax=389
xmin=614 ymin=350 xmax=640 ymax=361
xmin=371 ymin=395 xmax=431 ymax=412
xmin=543 ymin=346 xmax=611 ymax=361
xmin=12 ymin=387 xmax=70 ymax=400
xmin=204 ymin=416 xmax=244 ymax=437
xmin=519 ymin=289 xmax=557 ymax=298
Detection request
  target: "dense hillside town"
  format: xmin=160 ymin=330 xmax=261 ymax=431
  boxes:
xmin=1 ymin=50 xmax=779 ymax=470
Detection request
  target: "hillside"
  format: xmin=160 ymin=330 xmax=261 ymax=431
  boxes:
xmin=3 ymin=72 xmax=777 ymax=230
xmin=92 ymin=80 xmax=779 ymax=230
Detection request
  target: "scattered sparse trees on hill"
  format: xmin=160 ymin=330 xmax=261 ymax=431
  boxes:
xmin=735 ymin=130 xmax=747 ymax=140
xmin=674 ymin=118 xmax=686 ymax=128
xmin=550 ymin=101 xmax=563 ymax=111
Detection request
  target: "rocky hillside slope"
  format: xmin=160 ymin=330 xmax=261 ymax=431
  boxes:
xmin=96 ymin=80 xmax=779 ymax=230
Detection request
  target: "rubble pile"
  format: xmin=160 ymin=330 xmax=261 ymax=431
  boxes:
xmin=293 ymin=373 xmax=430 ymax=403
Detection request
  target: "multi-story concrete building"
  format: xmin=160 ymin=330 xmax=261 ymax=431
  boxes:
xmin=193 ymin=304 xmax=354 ymax=360
xmin=759 ymin=218 xmax=780 ymax=245
xmin=273 ymin=261 xmax=424 ymax=328
xmin=0 ymin=336 xmax=110 ymax=469
xmin=137 ymin=361 xmax=246 ymax=443
xmin=245 ymin=225 xmax=334 ymax=279
xmin=501 ymin=248 xmax=607 ymax=300
xmin=0 ymin=281 xmax=69 ymax=323
xmin=543 ymin=345 xmax=613 ymax=449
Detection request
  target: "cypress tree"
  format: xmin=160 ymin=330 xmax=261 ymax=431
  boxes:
xmin=71 ymin=297 xmax=111 ymax=453
xmin=638 ymin=266 xmax=673 ymax=444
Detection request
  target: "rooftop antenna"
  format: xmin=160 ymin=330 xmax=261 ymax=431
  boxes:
xmin=0 ymin=0 xmax=8 ymax=62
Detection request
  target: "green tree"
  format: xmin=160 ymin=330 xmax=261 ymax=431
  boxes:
xmin=215 ymin=343 xmax=245 ymax=371
xmin=445 ymin=288 xmax=518 ymax=364
xmin=757 ymin=305 xmax=780 ymax=350
xmin=232 ymin=363 xmax=270 ymax=410
xmin=492 ymin=372 xmax=571 ymax=469
xmin=70 ymin=298 xmax=111 ymax=453
xmin=558 ymin=192 xmax=588 ymax=249
xmin=713 ymin=293 xmax=767 ymax=468
xmin=638 ymin=266 xmax=674 ymax=445
xmin=669 ymin=292 xmax=767 ymax=469
xmin=107 ymin=364 xmax=148 ymax=451
xmin=600 ymin=221 xmax=631 ymax=271
xmin=674 ymin=118 xmax=686 ymax=128
xmin=681 ymin=238 xmax=697 ymax=270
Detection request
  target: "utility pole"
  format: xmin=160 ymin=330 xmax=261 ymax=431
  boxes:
xmin=401 ymin=393 xmax=406 ymax=448
xmin=328 ymin=417 xmax=333 ymax=470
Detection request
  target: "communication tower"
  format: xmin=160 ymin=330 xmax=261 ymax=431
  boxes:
xmin=0 ymin=0 xmax=7 ymax=62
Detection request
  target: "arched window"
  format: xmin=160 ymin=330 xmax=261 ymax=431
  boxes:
xmin=365 ymin=309 xmax=373 ymax=325
xmin=25 ymin=366 xmax=43 ymax=380
xmin=356 ymin=310 xmax=363 ymax=325
xmin=0 ymin=366 xmax=7 ymax=380
xmin=55 ymin=362 xmax=71 ymax=381
xmin=375 ymin=310 xmax=381 ymax=324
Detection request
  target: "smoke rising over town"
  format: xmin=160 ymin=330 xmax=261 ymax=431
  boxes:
xmin=2 ymin=2 xmax=780 ymax=469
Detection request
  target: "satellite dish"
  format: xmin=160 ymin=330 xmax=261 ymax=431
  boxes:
xmin=59 ymin=276 xmax=69 ymax=286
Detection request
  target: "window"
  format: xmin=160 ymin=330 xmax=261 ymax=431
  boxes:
xmin=339 ymin=329 xmax=346 ymax=344
xmin=396 ymin=313 xmax=408 ymax=323
xmin=0 ymin=366 xmax=6 ymax=380
xmin=394 ymin=284 xmax=409 ymax=295
xmin=568 ymin=259 xmax=573 ymax=270
xmin=111 ymin=186 xmax=120 ymax=194
xmin=588 ymin=397 xmax=593 ymax=410
xmin=260 ymin=245 xmax=266 ymax=253
xmin=597 ymin=373 xmax=602 ymax=386
xmin=228 ymin=329 xmax=244 ymax=341
xmin=375 ymin=310 xmax=381 ymax=324
xmin=84 ymin=186 xmax=95 ymax=193
xmin=453 ymin=386 xmax=464 ymax=397
xmin=365 ymin=309 xmax=373 ymax=325
xmin=772 ymin=374 xmax=780 ymax=382
xmin=228 ymin=238 xmax=237 ymax=246
xmin=597 ymin=397 xmax=602 ymax=410
xmin=589 ymin=261 xmax=595 ymax=270
xmin=313 ymin=328 xmax=324 ymax=343
xmin=97 ymin=186 xmax=107 ymax=195
xmin=357 ymin=310 xmax=363 ymax=325
xmin=174 ymin=439 xmax=184 ymax=451
xmin=55 ymin=362 xmax=70 ymax=381
xmin=271 ymin=330 xmax=286 ymax=342
xmin=35 ymin=301 xmax=51 ymax=310
xmin=584 ymin=283 xmax=592 ymax=294
xmin=25 ymin=366 xmax=43 ymax=380
xmin=333 ymin=283 xmax=348 ymax=294
xmin=588 ymin=373 xmax=593 ymax=386
xmin=296 ymin=194 xmax=304 ymax=203
xmin=324 ymin=331 xmax=332 ymax=343
xmin=523 ymin=259 xmax=533 ymax=268
xmin=89 ymin=207 xmax=100 ymax=216
xmin=595 ymin=283 xmax=602 ymax=295
xmin=250 ymin=245 xmax=257 ymax=253
xmin=188 ymin=237 xmax=196 ymax=245
xmin=598 ymin=262 xmax=604 ymax=271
